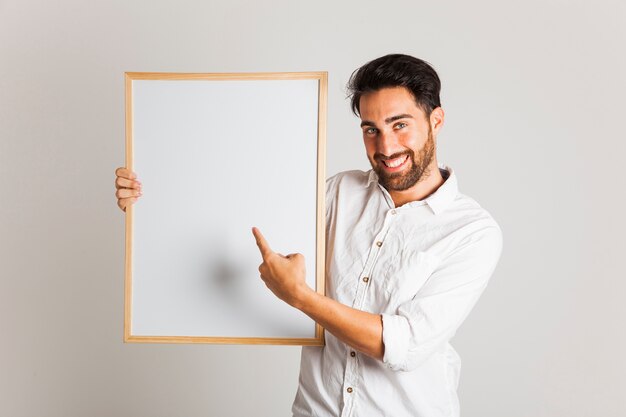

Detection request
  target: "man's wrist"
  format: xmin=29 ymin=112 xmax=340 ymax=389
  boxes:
xmin=291 ymin=283 xmax=316 ymax=311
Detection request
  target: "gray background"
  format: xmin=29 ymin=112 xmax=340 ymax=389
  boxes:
xmin=1 ymin=0 xmax=624 ymax=416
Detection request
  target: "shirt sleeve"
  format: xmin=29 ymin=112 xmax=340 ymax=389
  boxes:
xmin=381 ymin=224 xmax=503 ymax=372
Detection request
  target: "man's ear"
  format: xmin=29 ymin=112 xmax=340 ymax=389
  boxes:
xmin=430 ymin=107 xmax=445 ymax=134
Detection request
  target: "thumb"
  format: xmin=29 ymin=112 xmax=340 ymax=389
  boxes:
xmin=286 ymin=253 xmax=304 ymax=262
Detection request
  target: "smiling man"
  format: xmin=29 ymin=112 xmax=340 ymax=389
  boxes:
xmin=115 ymin=54 xmax=503 ymax=417
xmin=252 ymin=54 xmax=503 ymax=417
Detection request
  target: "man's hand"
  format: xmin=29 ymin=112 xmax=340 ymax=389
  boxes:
xmin=252 ymin=227 xmax=311 ymax=308
xmin=252 ymin=227 xmax=384 ymax=359
xmin=115 ymin=167 xmax=142 ymax=212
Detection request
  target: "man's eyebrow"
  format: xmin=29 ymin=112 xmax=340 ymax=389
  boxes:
xmin=360 ymin=114 xmax=414 ymax=128
xmin=385 ymin=114 xmax=414 ymax=123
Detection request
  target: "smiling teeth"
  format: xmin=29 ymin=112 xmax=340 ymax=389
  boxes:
xmin=383 ymin=155 xmax=408 ymax=168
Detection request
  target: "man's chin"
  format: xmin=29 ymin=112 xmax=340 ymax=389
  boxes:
xmin=376 ymin=171 xmax=417 ymax=192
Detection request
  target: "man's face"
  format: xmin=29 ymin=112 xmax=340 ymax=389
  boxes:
xmin=359 ymin=86 xmax=436 ymax=191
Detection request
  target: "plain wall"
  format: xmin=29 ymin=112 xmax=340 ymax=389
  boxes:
xmin=1 ymin=0 xmax=624 ymax=416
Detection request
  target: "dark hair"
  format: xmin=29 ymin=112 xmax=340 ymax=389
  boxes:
xmin=347 ymin=54 xmax=441 ymax=117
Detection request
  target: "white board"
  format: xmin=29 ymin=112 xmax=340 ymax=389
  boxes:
xmin=124 ymin=72 xmax=327 ymax=345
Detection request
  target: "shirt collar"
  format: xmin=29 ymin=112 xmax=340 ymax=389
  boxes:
xmin=366 ymin=163 xmax=459 ymax=215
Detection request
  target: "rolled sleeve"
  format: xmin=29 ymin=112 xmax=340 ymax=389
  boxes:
xmin=381 ymin=313 xmax=413 ymax=371
xmin=381 ymin=225 xmax=503 ymax=372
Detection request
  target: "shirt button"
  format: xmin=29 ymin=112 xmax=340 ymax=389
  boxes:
xmin=362 ymin=277 xmax=369 ymax=283
xmin=391 ymin=209 xmax=397 ymax=215
xmin=376 ymin=241 xmax=383 ymax=247
xmin=347 ymin=387 xmax=353 ymax=393
xmin=350 ymin=351 xmax=356 ymax=357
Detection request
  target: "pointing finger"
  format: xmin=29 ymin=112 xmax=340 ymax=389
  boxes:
xmin=252 ymin=227 xmax=274 ymax=259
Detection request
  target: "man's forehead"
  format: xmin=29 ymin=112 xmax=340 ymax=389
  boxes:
xmin=358 ymin=87 xmax=427 ymax=122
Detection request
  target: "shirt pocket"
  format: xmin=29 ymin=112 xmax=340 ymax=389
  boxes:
xmin=383 ymin=250 xmax=441 ymax=303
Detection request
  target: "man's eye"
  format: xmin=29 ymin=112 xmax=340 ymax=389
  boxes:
xmin=395 ymin=122 xmax=407 ymax=129
xmin=365 ymin=127 xmax=377 ymax=135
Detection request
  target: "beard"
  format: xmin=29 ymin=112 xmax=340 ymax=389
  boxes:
xmin=369 ymin=130 xmax=436 ymax=192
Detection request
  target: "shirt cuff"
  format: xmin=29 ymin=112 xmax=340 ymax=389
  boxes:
xmin=381 ymin=313 xmax=411 ymax=371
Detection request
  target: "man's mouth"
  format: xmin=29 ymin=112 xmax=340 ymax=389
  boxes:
xmin=381 ymin=154 xmax=409 ymax=169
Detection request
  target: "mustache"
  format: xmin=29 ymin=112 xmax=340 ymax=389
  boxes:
xmin=374 ymin=150 xmax=413 ymax=162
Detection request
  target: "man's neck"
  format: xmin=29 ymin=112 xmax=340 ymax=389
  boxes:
xmin=387 ymin=160 xmax=446 ymax=208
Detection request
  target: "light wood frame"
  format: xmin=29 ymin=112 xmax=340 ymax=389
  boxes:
xmin=124 ymin=71 xmax=327 ymax=345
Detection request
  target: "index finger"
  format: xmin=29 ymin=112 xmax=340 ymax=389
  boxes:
xmin=252 ymin=227 xmax=274 ymax=259
xmin=115 ymin=167 xmax=137 ymax=180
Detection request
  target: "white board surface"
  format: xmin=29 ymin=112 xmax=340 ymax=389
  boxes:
xmin=125 ymin=73 xmax=326 ymax=344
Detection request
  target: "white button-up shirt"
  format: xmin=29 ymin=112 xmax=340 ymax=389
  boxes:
xmin=292 ymin=164 xmax=503 ymax=417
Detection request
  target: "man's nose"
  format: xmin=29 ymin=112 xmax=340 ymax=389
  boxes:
xmin=377 ymin=129 xmax=399 ymax=156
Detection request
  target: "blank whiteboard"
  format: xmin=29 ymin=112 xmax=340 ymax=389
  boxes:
xmin=124 ymin=72 xmax=327 ymax=345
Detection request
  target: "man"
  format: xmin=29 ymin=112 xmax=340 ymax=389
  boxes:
xmin=115 ymin=54 xmax=503 ymax=417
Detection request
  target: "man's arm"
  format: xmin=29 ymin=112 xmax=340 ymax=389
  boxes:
xmin=253 ymin=222 xmax=503 ymax=371
xmin=295 ymin=287 xmax=384 ymax=360
xmin=252 ymin=227 xmax=384 ymax=360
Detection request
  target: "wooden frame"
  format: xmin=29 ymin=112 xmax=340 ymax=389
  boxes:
xmin=124 ymin=71 xmax=327 ymax=345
